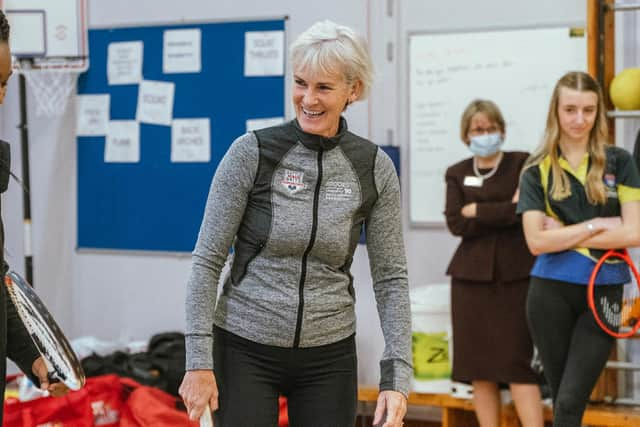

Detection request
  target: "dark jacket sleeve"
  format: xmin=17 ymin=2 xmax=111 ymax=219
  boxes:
xmin=444 ymin=168 xmax=518 ymax=236
xmin=475 ymin=152 xmax=528 ymax=226
xmin=446 ymin=152 xmax=534 ymax=282
xmin=476 ymin=200 xmax=518 ymax=226
xmin=4 ymin=282 xmax=41 ymax=384
xmin=1 ymin=149 xmax=43 ymax=383
xmin=444 ymin=170 xmax=493 ymax=238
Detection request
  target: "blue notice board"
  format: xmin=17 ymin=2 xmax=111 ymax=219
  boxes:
xmin=77 ymin=19 xmax=286 ymax=252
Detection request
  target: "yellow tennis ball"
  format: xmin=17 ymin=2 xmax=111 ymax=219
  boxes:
xmin=609 ymin=68 xmax=640 ymax=110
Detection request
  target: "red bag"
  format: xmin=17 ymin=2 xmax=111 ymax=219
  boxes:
xmin=3 ymin=386 xmax=93 ymax=427
xmin=85 ymin=374 xmax=125 ymax=426
xmin=119 ymin=377 xmax=197 ymax=427
xmin=3 ymin=374 xmax=124 ymax=427
xmin=4 ymin=374 xmax=285 ymax=427
xmin=278 ymin=396 xmax=289 ymax=427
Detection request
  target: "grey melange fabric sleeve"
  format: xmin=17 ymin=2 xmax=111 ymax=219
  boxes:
xmin=366 ymin=148 xmax=413 ymax=397
xmin=185 ymin=132 xmax=259 ymax=371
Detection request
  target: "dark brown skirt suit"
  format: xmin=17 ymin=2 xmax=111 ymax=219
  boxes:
xmin=444 ymin=151 xmax=538 ymax=384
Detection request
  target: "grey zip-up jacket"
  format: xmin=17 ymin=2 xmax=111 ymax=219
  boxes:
xmin=185 ymin=118 xmax=412 ymax=395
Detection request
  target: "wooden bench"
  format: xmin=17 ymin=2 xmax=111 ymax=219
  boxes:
xmin=358 ymin=387 xmax=640 ymax=427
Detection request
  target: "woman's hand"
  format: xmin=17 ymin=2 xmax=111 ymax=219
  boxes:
xmin=31 ymin=357 xmax=69 ymax=397
xmin=511 ymin=189 xmax=520 ymax=203
xmin=372 ymin=390 xmax=407 ymax=427
xmin=179 ymin=369 xmax=219 ymax=422
xmin=460 ymin=203 xmax=477 ymax=218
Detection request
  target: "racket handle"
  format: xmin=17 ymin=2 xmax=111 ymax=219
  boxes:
xmin=200 ymin=404 xmax=213 ymax=427
xmin=47 ymin=371 xmax=60 ymax=384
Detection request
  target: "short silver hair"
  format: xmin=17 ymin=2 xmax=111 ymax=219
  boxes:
xmin=289 ymin=20 xmax=374 ymax=100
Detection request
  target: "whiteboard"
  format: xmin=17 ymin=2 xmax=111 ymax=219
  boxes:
xmin=409 ymin=27 xmax=586 ymax=225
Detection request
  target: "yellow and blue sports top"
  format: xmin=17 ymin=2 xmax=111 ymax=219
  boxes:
xmin=517 ymin=145 xmax=640 ymax=285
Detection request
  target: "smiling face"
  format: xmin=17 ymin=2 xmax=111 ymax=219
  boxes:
xmin=292 ymin=66 xmax=360 ymax=137
xmin=556 ymin=86 xmax=598 ymax=144
xmin=0 ymin=43 xmax=11 ymax=104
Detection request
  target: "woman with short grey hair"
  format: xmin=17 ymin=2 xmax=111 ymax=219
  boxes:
xmin=179 ymin=20 xmax=411 ymax=427
xmin=289 ymin=20 xmax=374 ymax=99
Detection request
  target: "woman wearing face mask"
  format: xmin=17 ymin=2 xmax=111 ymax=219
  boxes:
xmin=444 ymin=99 xmax=544 ymax=427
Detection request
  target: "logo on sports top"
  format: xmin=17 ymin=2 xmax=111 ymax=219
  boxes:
xmin=282 ymin=170 xmax=305 ymax=194
xmin=604 ymin=174 xmax=616 ymax=188
xmin=604 ymin=174 xmax=618 ymax=198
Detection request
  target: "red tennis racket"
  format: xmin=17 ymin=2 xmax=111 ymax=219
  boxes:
xmin=587 ymin=249 xmax=640 ymax=338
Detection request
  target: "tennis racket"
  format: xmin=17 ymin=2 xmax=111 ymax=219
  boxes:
xmin=4 ymin=271 xmax=85 ymax=390
xmin=587 ymin=249 xmax=640 ymax=338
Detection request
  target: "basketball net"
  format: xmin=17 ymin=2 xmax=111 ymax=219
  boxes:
xmin=14 ymin=59 xmax=85 ymax=118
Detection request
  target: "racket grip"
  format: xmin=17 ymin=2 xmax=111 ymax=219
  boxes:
xmin=47 ymin=371 xmax=60 ymax=384
xmin=200 ymin=404 xmax=213 ymax=427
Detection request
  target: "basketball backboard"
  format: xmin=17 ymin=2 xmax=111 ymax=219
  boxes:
xmin=1 ymin=0 xmax=88 ymax=70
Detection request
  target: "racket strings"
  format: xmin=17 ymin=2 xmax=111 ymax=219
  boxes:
xmin=6 ymin=283 xmax=78 ymax=386
xmin=588 ymin=250 xmax=640 ymax=338
xmin=594 ymin=278 xmax=640 ymax=332
xmin=598 ymin=295 xmax=623 ymax=328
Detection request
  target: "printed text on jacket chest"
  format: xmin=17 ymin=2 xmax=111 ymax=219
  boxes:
xmin=325 ymin=181 xmax=355 ymax=201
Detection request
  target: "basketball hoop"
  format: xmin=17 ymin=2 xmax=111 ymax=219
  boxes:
xmin=14 ymin=58 xmax=86 ymax=118
xmin=4 ymin=0 xmax=90 ymax=118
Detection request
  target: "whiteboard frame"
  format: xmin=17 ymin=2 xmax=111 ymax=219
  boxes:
xmin=406 ymin=23 xmax=586 ymax=228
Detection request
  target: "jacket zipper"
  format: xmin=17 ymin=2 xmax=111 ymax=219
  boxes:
xmin=293 ymin=149 xmax=323 ymax=347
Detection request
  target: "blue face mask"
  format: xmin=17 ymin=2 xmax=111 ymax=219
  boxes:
xmin=468 ymin=133 xmax=504 ymax=157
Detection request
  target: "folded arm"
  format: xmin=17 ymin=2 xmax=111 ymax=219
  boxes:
xmin=522 ymin=210 xmax=603 ymax=255
xmin=580 ymin=201 xmax=640 ymax=249
xmin=522 ymin=204 xmax=640 ymax=256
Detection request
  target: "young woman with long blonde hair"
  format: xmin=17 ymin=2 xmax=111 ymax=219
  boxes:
xmin=518 ymin=71 xmax=640 ymax=426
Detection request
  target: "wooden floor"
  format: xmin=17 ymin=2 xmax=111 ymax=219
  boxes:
xmin=356 ymin=416 xmax=439 ymax=427
xmin=358 ymin=387 xmax=640 ymax=427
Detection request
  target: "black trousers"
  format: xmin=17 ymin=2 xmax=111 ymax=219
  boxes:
xmin=213 ymin=326 xmax=357 ymax=427
xmin=526 ymin=277 xmax=621 ymax=427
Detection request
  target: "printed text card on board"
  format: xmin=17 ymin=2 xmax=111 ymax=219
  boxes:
xmin=107 ymin=41 xmax=143 ymax=85
xmin=244 ymin=31 xmax=284 ymax=76
xmin=76 ymin=94 xmax=110 ymax=136
xmin=105 ymin=121 xmax=140 ymax=163
xmin=136 ymin=80 xmax=175 ymax=126
xmin=171 ymin=118 xmax=211 ymax=162
xmin=163 ymin=29 xmax=202 ymax=74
